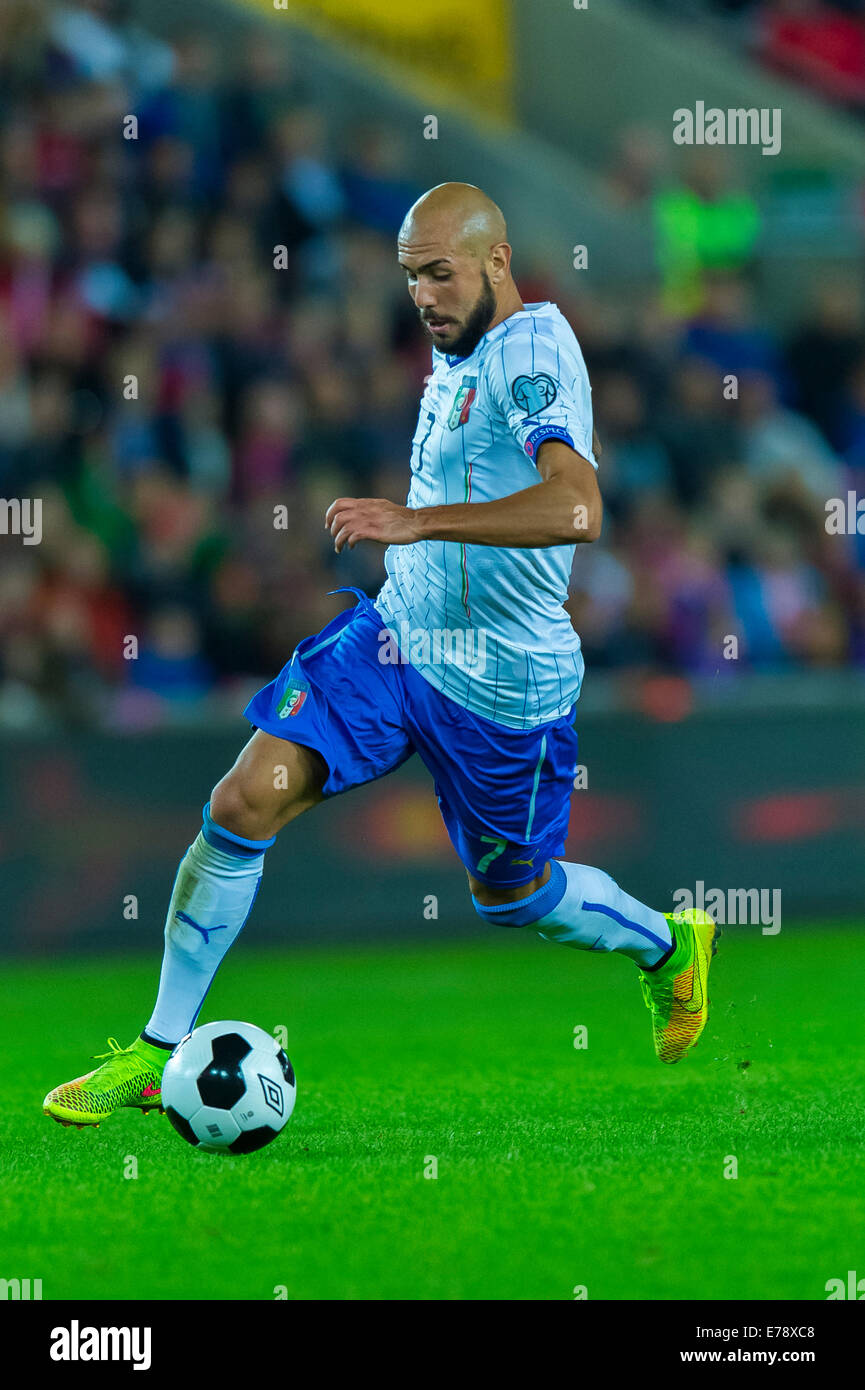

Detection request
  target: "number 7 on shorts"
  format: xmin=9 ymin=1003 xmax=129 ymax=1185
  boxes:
xmin=476 ymin=835 xmax=507 ymax=875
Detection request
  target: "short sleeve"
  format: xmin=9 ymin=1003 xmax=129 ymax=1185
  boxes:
xmin=488 ymin=325 xmax=597 ymax=468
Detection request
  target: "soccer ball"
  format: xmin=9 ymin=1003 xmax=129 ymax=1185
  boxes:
xmin=162 ymin=1021 xmax=296 ymax=1154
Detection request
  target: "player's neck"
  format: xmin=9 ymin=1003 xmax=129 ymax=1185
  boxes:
xmin=487 ymin=284 xmax=525 ymax=334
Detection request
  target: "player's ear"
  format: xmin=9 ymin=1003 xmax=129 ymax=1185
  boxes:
xmin=488 ymin=242 xmax=511 ymax=283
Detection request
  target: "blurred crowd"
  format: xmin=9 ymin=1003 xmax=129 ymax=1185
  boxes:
xmin=1 ymin=0 xmax=865 ymax=729
xmin=650 ymin=1 xmax=865 ymax=114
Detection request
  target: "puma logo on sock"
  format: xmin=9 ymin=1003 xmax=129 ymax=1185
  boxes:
xmin=175 ymin=910 xmax=230 ymax=945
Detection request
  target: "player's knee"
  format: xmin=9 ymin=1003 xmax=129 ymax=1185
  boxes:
xmin=471 ymin=860 xmax=567 ymax=928
xmin=210 ymin=770 xmax=280 ymax=842
xmin=211 ymin=734 xmax=326 ymax=841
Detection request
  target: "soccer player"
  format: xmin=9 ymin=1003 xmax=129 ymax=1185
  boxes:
xmin=44 ymin=184 xmax=718 ymax=1127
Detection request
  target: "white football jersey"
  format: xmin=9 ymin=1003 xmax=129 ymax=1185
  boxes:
xmin=375 ymin=301 xmax=597 ymax=729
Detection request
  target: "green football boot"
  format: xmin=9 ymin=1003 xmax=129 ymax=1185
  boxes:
xmin=43 ymin=1036 xmax=169 ymax=1128
xmin=638 ymin=910 xmax=720 ymax=1064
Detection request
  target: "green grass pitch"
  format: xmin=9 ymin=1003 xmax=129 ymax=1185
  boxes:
xmin=2 ymin=925 xmax=862 ymax=1301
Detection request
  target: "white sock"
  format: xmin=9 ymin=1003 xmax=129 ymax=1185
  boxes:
xmin=534 ymin=861 xmax=672 ymax=968
xmin=144 ymin=831 xmax=265 ymax=1045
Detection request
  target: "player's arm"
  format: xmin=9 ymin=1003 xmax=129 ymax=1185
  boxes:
xmin=417 ymin=438 xmax=602 ymax=547
xmin=326 ymin=439 xmax=601 ymax=552
xmin=423 ymin=436 xmax=602 ymax=546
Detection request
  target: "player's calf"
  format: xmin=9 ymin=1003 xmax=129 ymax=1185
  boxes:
xmin=469 ymin=858 xmax=719 ymax=1064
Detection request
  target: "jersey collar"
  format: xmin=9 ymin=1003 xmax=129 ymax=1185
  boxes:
xmin=436 ymin=301 xmax=554 ymax=368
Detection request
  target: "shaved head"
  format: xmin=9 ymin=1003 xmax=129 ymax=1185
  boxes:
xmin=398 ymin=183 xmax=522 ymax=358
xmin=399 ymin=183 xmax=508 ymax=261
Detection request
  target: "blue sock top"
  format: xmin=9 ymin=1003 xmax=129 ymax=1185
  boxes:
xmin=201 ymin=802 xmax=277 ymax=858
xmin=472 ymin=858 xmax=567 ymax=927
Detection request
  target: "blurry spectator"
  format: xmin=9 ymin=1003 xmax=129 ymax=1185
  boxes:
xmin=222 ymin=33 xmax=306 ymax=162
xmin=567 ymin=546 xmax=648 ymax=668
xmin=683 ymin=275 xmax=782 ymax=384
xmin=298 ymin=366 xmax=374 ymax=487
xmin=234 ymin=379 xmax=303 ymax=500
xmin=603 ymin=125 xmax=667 ymax=210
xmin=655 ymin=523 xmax=735 ymax=673
xmin=136 ymin=33 xmax=224 ymax=202
xmin=0 ymin=328 xmax=32 ymax=458
xmin=591 ymin=371 xmax=675 ymax=511
xmin=273 ymin=108 xmax=346 ymax=284
xmin=839 ymin=352 xmax=865 ymax=464
xmin=786 ymin=281 xmax=865 ymax=448
xmin=129 ymin=605 xmax=212 ymax=700
xmin=340 ymin=125 xmax=422 ymax=234
xmin=729 ymin=525 xmax=842 ymax=666
xmin=49 ymin=1 xmax=173 ymax=91
xmin=656 ymin=356 xmax=743 ymax=505
xmin=652 ymin=151 xmax=761 ymax=315
xmin=738 ymin=369 xmax=845 ymax=500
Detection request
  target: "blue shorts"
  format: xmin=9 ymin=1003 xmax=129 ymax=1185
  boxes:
xmin=243 ymin=588 xmax=579 ymax=887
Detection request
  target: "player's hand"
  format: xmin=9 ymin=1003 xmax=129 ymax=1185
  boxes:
xmin=325 ymin=497 xmax=421 ymax=552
